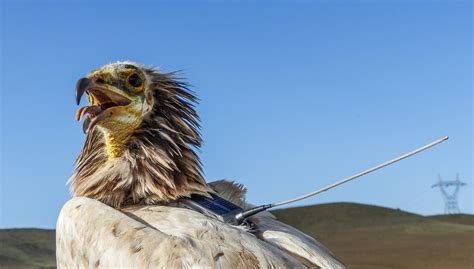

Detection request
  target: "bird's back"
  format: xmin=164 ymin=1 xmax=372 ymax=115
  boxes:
xmin=56 ymin=181 xmax=345 ymax=268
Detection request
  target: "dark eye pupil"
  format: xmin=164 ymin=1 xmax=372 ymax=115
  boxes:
xmin=128 ymin=74 xmax=142 ymax=87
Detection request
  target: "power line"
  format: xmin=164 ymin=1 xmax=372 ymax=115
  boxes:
xmin=432 ymin=173 xmax=467 ymax=214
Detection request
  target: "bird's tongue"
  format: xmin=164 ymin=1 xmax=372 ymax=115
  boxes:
xmin=75 ymin=105 xmax=103 ymax=121
xmin=76 ymin=105 xmax=103 ymax=133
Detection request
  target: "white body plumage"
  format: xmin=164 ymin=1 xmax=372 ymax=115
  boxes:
xmin=57 ymin=181 xmax=345 ymax=269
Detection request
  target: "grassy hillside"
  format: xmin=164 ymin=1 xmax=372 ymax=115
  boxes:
xmin=428 ymin=214 xmax=474 ymax=226
xmin=1 ymin=203 xmax=473 ymax=269
xmin=0 ymin=229 xmax=55 ymax=269
xmin=273 ymin=203 xmax=474 ymax=269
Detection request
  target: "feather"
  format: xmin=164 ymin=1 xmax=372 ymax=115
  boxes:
xmin=57 ymin=181 xmax=345 ymax=268
xmin=61 ymin=62 xmax=345 ymax=268
xmin=69 ymin=66 xmax=210 ymax=208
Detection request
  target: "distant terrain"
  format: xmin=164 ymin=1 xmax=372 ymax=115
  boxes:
xmin=1 ymin=202 xmax=473 ymax=269
xmin=0 ymin=229 xmax=55 ymax=269
xmin=272 ymin=203 xmax=474 ymax=269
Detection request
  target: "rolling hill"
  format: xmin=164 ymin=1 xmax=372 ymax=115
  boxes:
xmin=0 ymin=228 xmax=55 ymax=269
xmin=1 ymin=202 xmax=473 ymax=269
xmin=272 ymin=203 xmax=474 ymax=269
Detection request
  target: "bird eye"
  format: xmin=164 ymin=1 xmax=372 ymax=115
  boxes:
xmin=127 ymin=73 xmax=142 ymax=88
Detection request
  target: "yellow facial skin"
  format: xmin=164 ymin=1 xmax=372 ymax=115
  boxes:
xmin=97 ymin=105 xmax=143 ymax=159
xmin=83 ymin=64 xmax=150 ymax=159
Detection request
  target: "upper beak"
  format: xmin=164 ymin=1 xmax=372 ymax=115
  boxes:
xmin=75 ymin=77 xmax=95 ymax=105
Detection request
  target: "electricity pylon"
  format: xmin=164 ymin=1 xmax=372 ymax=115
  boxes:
xmin=432 ymin=174 xmax=467 ymax=214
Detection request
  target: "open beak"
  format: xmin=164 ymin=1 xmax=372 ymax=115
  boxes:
xmin=75 ymin=77 xmax=132 ymax=133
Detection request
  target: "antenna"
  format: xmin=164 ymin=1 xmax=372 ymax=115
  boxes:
xmin=234 ymin=136 xmax=449 ymax=224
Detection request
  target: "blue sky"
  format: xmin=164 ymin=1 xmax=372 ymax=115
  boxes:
xmin=1 ymin=0 xmax=472 ymax=228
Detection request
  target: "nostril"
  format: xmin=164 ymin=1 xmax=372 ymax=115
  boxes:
xmin=95 ymin=77 xmax=105 ymax=84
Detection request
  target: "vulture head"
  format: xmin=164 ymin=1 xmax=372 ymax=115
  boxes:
xmin=70 ymin=61 xmax=211 ymax=208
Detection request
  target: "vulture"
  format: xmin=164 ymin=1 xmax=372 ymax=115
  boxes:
xmin=56 ymin=61 xmax=346 ymax=269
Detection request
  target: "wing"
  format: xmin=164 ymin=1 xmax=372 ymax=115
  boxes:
xmin=250 ymin=213 xmax=345 ymax=269
xmin=210 ymin=180 xmax=346 ymax=269
xmin=57 ymin=181 xmax=345 ymax=269
xmin=56 ymin=197 xmax=304 ymax=268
